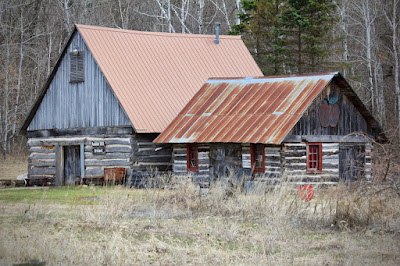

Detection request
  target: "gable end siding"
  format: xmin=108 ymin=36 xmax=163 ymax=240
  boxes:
xmin=27 ymin=31 xmax=131 ymax=131
xmin=289 ymin=81 xmax=373 ymax=137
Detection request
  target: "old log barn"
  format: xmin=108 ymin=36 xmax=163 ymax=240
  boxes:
xmin=20 ymin=24 xmax=262 ymax=185
xmin=154 ymin=73 xmax=386 ymax=186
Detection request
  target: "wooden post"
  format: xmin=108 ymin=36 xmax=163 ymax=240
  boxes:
xmin=55 ymin=144 xmax=60 ymax=186
xmin=80 ymin=142 xmax=85 ymax=178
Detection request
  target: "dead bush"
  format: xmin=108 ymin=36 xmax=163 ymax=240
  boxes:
xmin=324 ymin=182 xmax=400 ymax=231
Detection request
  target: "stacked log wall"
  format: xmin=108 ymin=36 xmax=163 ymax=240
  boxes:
xmin=241 ymin=144 xmax=282 ymax=180
xmin=365 ymin=143 xmax=372 ymax=180
xmin=263 ymin=145 xmax=282 ymax=179
xmin=282 ymin=143 xmax=339 ymax=185
xmin=172 ymin=144 xmax=210 ymax=186
xmin=131 ymin=133 xmax=172 ymax=184
xmin=27 ymin=127 xmax=134 ymax=185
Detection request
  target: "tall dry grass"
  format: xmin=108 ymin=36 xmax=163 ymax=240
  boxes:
xmin=136 ymin=177 xmax=400 ymax=231
xmin=0 ymin=178 xmax=399 ymax=265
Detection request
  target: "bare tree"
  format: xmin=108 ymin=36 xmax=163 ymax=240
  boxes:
xmin=384 ymin=0 xmax=400 ymax=129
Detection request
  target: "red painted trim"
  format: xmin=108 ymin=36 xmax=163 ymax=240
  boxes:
xmin=250 ymin=143 xmax=265 ymax=173
xmin=187 ymin=144 xmax=198 ymax=172
xmin=306 ymin=142 xmax=322 ymax=173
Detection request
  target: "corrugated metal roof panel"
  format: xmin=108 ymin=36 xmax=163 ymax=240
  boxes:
xmin=76 ymin=25 xmax=263 ymax=133
xmin=154 ymin=73 xmax=336 ymax=144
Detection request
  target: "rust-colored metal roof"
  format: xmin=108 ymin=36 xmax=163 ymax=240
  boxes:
xmin=76 ymin=25 xmax=262 ymax=133
xmin=154 ymin=73 xmax=336 ymax=144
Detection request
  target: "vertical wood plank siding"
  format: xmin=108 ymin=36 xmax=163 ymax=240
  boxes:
xmin=27 ymin=31 xmax=131 ymax=131
xmin=290 ymin=82 xmax=372 ymax=137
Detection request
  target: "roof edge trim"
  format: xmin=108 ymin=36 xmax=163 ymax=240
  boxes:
xmin=20 ymin=26 xmax=79 ymax=134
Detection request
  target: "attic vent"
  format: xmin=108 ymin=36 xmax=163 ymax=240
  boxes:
xmin=70 ymin=51 xmax=84 ymax=83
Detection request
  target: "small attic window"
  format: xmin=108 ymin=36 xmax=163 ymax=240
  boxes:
xmin=70 ymin=49 xmax=84 ymax=83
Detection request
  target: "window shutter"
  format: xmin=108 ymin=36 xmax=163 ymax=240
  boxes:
xmin=70 ymin=52 xmax=84 ymax=83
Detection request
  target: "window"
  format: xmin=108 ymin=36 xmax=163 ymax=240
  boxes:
xmin=307 ymin=143 xmax=322 ymax=173
xmin=70 ymin=51 xmax=84 ymax=83
xmin=251 ymin=144 xmax=265 ymax=173
xmin=187 ymin=144 xmax=198 ymax=172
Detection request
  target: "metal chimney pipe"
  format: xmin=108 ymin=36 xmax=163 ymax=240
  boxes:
xmin=214 ymin=23 xmax=221 ymax=44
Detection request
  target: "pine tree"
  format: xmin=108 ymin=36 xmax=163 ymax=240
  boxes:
xmin=232 ymin=0 xmax=338 ymax=75
xmin=230 ymin=0 xmax=286 ymax=75
xmin=278 ymin=0 xmax=338 ymax=73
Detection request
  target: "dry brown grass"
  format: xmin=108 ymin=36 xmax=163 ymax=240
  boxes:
xmin=0 ymin=180 xmax=399 ymax=265
xmin=0 ymin=156 xmax=27 ymax=180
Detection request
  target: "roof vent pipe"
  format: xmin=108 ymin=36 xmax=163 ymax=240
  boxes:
xmin=214 ymin=23 xmax=221 ymax=44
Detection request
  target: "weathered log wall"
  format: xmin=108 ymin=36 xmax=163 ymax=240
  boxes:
xmin=172 ymin=144 xmax=210 ymax=186
xmin=241 ymin=144 xmax=282 ymax=180
xmin=263 ymin=145 xmax=283 ymax=179
xmin=27 ymin=128 xmax=173 ymax=185
xmin=131 ymin=133 xmax=172 ymax=184
xmin=282 ymin=143 xmax=339 ymax=185
xmin=28 ymin=133 xmax=133 ymax=185
xmin=365 ymin=143 xmax=372 ymax=180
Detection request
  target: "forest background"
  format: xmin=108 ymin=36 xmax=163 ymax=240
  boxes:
xmin=0 ymin=0 xmax=399 ymax=158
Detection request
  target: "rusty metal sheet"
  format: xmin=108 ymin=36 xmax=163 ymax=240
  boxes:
xmin=76 ymin=25 xmax=263 ymax=133
xmin=154 ymin=73 xmax=336 ymax=144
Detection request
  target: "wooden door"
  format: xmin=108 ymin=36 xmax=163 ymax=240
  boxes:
xmin=63 ymin=146 xmax=81 ymax=185
xmin=339 ymin=144 xmax=365 ymax=181
xmin=210 ymin=144 xmax=242 ymax=178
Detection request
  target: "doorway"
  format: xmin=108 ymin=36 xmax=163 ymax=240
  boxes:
xmin=63 ymin=145 xmax=81 ymax=185
xmin=339 ymin=144 xmax=365 ymax=181
xmin=209 ymin=144 xmax=242 ymax=178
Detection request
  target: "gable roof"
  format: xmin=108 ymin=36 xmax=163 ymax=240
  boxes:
xmin=21 ymin=24 xmax=262 ymax=133
xmin=154 ymin=72 xmax=385 ymax=144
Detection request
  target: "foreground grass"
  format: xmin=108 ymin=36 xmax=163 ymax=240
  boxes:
xmin=0 ymin=183 xmax=399 ymax=265
xmin=0 ymin=186 xmax=143 ymax=205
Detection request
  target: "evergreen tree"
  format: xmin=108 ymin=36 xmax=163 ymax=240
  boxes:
xmin=232 ymin=0 xmax=338 ymax=74
xmin=230 ymin=0 xmax=286 ymax=75
xmin=278 ymin=0 xmax=338 ymax=73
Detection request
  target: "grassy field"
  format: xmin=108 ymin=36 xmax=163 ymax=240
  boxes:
xmin=0 ymin=156 xmax=28 ymax=180
xmin=0 ymin=182 xmax=399 ymax=265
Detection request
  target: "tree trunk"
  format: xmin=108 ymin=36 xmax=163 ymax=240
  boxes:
xmin=363 ymin=0 xmax=375 ymax=114
xmin=12 ymin=10 xmax=25 ymax=143
xmin=2 ymin=39 xmax=10 ymax=159
xmin=337 ymin=0 xmax=349 ymax=76
xmin=63 ymin=0 xmax=71 ymax=33
xmin=198 ymin=0 xmax=204 ymax=34
xmin=167 ymin=0 xmax=172 ymax=33
xmin=235 ymin=0 xmax=241 ymax=26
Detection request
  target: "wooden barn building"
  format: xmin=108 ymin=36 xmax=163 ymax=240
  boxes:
xmin=154 ymin=73 xmax=386 ymax=186
xmin=20 ymin=24 xmax=262 ymax=185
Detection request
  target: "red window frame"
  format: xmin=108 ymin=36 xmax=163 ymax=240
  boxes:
xmin=187 ymin=144 xmax=198 ymax=172
xmin=250 ymin=144 xmax=265 ymax=173
xmin=307 ymin=143 xmax=322 ymax=173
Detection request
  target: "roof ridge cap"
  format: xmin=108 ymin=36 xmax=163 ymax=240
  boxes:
xmin=76 ymin=24 xmax=241 ymax=40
